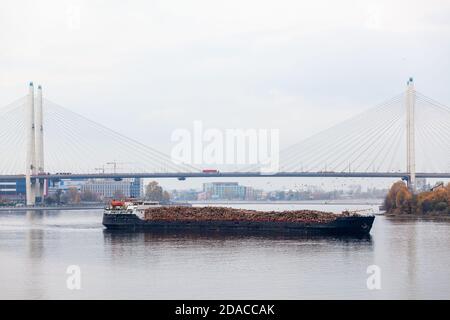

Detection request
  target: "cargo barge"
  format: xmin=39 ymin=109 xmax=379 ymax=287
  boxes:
xmin=102 ymin=201 xmax=375 ymax=235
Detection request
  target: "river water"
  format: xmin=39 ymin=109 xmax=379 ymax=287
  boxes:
xmin=1 ymin=202 xmax=450 ymax=299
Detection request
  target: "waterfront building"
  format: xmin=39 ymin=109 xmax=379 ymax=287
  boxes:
xmin=0 ymin=179 xmax=26 ymax=200
xmin=81 ymin=178 xmax=143 ymax=199
xmin=171 ymin=189 xmax=199 ymax=201
xmin=202 ymin=182 xmax=248 ymax=200
xmin=48 ymin=180 xmax=84 ymax=193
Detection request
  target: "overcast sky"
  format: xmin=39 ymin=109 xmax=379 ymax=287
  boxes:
xmin=1 ymin=0 xmax=449 ymax=190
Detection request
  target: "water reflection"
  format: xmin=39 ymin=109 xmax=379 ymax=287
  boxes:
xmin=3 ymin=208 xmax=450 ymax=299
xmin=103 ymin=229 xmax=373 ymax=258
xmin=103 ymin=228 xmax=373 ymax=242
xmin=25 ymin=211 xmax=46 ymax=299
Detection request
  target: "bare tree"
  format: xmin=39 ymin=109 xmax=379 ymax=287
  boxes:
xmin=145 ymin=181 xmax=170 ymax=201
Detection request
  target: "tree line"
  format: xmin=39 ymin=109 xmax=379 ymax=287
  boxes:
xmin=384 ymin=181 xmax=450 ymax=215
xmin=43 ymin=181 xmax=170 ymax=205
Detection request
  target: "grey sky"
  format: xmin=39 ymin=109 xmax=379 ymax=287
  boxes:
xmin=1 ymin=0 xmax=449 ymax=189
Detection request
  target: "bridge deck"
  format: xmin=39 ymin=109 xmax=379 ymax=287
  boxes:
xmin=1 ymin=172 xmax=449 ymax=181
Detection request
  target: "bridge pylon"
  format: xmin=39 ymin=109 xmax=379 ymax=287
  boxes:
xmin=25 ymin=82 xmax=45 ymax=206
xmin=25 ymin=82 xmax=36 ymax=205
xmin=35 ymin=85 xmax=45 ymax=200
xmin=406 ymin=77 xmax=416 ymax=192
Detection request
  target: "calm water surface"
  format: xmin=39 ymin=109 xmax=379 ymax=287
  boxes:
xmin=1 ymin=203 xmax=449 ymax=299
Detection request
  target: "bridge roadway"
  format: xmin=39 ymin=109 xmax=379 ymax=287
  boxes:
xmin=1 ymin=171 xmax=450 ymax=181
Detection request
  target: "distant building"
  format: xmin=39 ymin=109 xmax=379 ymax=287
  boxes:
xmin=243 ymin=187 xmax=263 ymax=201
xmin=0 ymin=179 xmax=26 ymax=200
xmin=129 ymin=178 xmax=144 ymax=198
xmin=196 ymin=192 xmax=209 ymax=201
xmin=81 ymin=178 xmax=143 ymax=199
xmin=48 ymin=180 xmax=84 ymax=194
xmin=203 ymin=182 xmax=250 ymax=200
xmin=171 ymin=189 xmax=199 ymax=201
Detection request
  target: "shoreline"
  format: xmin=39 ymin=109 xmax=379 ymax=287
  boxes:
xmin=188 ymin=200 xmax=383 ymax=205
xmin=0 ymin=200 xmax=383 ymax=212
xmin=0 ymin=205 xmax=104 ymax=212
xmin=385 ymin=212 xmax=450 ymax=221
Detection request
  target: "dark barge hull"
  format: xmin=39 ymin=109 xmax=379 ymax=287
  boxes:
xmin=102 ymin=214 xmax=375 ymax=235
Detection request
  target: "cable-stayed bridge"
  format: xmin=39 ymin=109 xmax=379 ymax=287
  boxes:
xmin=1 ymin=78 xmax=450 ymax=205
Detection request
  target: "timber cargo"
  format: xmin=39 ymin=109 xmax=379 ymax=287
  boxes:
xmin=102 ymin=203 xmax=375 ymax=235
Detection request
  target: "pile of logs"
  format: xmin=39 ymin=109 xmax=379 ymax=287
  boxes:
xmin=144 ymin=206 xmax=359 ymax=223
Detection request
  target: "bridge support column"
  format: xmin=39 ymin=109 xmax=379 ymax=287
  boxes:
xmin=25 ymin=82 xmax=37 ymax=206
xmin=406 ymin=78 xmax=416 ymax=192
xmin=35 ymin=85 xmax=45 ymax=202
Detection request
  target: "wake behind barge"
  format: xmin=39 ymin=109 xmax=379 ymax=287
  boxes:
xmin=102 ymin=201 xmax=375 ymax=235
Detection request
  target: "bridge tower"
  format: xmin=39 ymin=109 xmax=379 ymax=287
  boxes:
xmin=25 ymin=82 xmax=45 ymax=206
xmin=35 ymin=85 xmax=45 ymax=200
xmin=406 ymin=77 xmax=416 ymax=192
xmin=25 ymin=82 xmax=37 ymax=205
